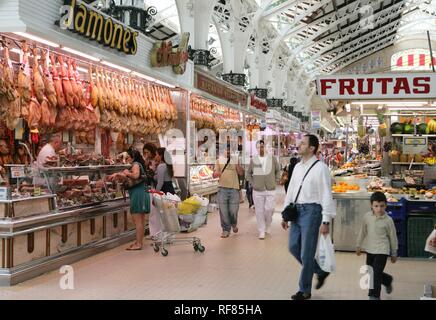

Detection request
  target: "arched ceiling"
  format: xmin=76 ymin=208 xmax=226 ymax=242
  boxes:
xmin=131 ymin=0 xmax=436 ymax=76
xmin=259 ymin=0 xmax=436 ymax=78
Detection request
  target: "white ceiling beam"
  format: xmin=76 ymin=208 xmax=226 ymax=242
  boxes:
xmin=312 ymin=19 xmax=402 ymax=70
xmin=285 ymin=0 xmax=419 ymax=72
xmin=283 ymin=0 xmax=379 ymax=41
xmin=290 ymin=0 xmax=407 ymax=57
xmin=261 ymin=0 xmax=300 ymax=20
xmin=323 ymin=34 xmax=398 ymax=74
xmin=266 ymin=0 xmax=331 ymax=65
xmin=305 ymin=16 xmax=403 ymax=65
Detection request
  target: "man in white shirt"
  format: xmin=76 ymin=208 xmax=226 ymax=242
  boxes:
xmin=33 ymin=134 xmax=62 ymax=186
xmin=281 ymin=134 xmax=336 ymax=300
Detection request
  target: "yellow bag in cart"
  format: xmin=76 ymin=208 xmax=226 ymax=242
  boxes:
xmin=178 ymin=196 xmax=202 ymax=215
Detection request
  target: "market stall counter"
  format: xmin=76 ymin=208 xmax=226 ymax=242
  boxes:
xmin=0 ymin=164 xmax=137 ymax=286
xmin=332 ymin=175 xmax=436 ymax=257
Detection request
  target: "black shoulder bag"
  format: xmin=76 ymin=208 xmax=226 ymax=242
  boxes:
xmin=221 ymin=157 xmax=231 ymax=174
xmin=282 ymin=160 xmax=319 ymax=222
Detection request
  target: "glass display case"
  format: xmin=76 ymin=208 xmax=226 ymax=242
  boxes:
xmin=0 ymin=164 xmax=55 ymax=218
xmin=39 ymin=165 xmax=131 ymax=209
xmin=189 ymin=164 xmax=219 ymax=196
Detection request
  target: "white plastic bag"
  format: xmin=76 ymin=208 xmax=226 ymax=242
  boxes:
xmin=424 ymin=229 xmax=436 ymax=255
xmin=315 ymin=234 xmax=336 ymax=273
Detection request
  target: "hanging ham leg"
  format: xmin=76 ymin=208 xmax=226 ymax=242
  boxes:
xmin=50 ymin=53 xmax=66 ymax=108
xmin=58 ymin=55 xmax=74 ymax=106
xmin=67 ymin=58 xmax=79 ymax=108
xmin=72 ymin=60 xmax=87 ymax=109
xmin=90 ymin=66 xmax=99 ymax=108
xmin=41 ymin=50 xmax=58 ymax=109
xmin=97 ymin=68 xmax=106 ymax=111
xmin=103 ymin=69 xmax=113 ymax=110
xmin=32 ymin=46 xmax=45 ymax=104
xmin=1 ymin=39 xmax=20 ymax=130
xmin=18 ymin=41 xmax=31 ymax=117
xmin=27 ymin=96 xmax=41 ymax=130
xmin=40 ymin=97 xmax=51 ymax=127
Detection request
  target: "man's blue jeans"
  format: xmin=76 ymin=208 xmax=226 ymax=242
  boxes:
xmin=218 ymin=187 xmax=240 ymax=232
xmin=288 ymin=203 xmax=326 ymax=294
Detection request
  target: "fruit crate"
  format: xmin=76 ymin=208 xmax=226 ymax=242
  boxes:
xmin=407 ymin=216 xmax=436 ymax=258
xmin=407 ymin=202 xmax=436 ymax=214
xmin=394 ymin=218 xmax=407 ymax=244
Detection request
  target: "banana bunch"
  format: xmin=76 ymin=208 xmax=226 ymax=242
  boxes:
xmin=428 ymin=119 xmax=436 ymax=134
xmin=424 ymin=156 xmax=436 ymax=165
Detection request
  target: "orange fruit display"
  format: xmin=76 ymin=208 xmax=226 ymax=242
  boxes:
xmin=332 ymin=182 xmax=360 ymax=193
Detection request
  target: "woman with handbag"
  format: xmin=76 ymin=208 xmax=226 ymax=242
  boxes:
xmin=154 ymin=147 xmax=175 ymax=195
xmin=213 ymin=146 xmax=244 ymax=238
xmin=111 ymin=148 xmax=150 ymax=251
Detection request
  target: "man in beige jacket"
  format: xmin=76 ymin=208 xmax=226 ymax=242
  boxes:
xmin=246 ymin=140 xmax=281 ymax=239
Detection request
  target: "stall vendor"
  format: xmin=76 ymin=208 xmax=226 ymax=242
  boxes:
xmin=36 ymin=134 xmax=62 ymax=167
xmin=33 ymin=134 xmax=62 ymax=186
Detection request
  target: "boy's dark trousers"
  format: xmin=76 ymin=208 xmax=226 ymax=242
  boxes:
xmin=366 ymin=253 xmax=393 ymax=298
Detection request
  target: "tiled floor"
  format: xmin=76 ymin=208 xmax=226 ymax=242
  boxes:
xmin=0 ymin=189 xmax=434 ymax=300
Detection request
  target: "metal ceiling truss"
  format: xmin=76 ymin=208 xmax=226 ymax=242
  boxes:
xmin=283 ymin=0 xmax=387 ymax=70
xmin=324 ymin=32 xmax=398 ymax=74
xmin=284 ymin=0 xmax=380 ymax=46
xmin=305 ymin=11 xmax=403 ymax=65
xmin=290 ymin=0 xmax=407 ymax=57
xmin=308 ymin=0 xmax=428 ymax=74
xmin=266 ymin=0 xmax=332 ymax=64
xmin=284 ymin=0 xmax=421 ymax=71
xmin=318 ymin=29 xmax=397 ymax=69
xmin=261 ymin=0 xmax=301 ymax=20
xmin=312 ymin=17 xmax=402 ymax=70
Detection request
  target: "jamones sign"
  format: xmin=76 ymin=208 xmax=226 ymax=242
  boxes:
xmin=316 ymin=73 xmax=436 ymax=99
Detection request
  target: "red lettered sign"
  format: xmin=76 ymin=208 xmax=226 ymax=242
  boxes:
xmin=316 ymin=73 xmax=436 ymax=99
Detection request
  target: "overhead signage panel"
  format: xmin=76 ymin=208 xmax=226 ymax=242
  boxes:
xmin=316 ymin=73 xmax=436 ymax=100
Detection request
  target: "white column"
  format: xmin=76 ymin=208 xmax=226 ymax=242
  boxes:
xmin=176 ymin=0 xmax=195 ymax=47
xmin=194 ymin=0 xmax=216 ymax=50
xmin=215 ymin=0 xmax=273 ymax=75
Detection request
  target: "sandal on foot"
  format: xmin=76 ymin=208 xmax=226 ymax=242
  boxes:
xmin=126 ymin=244 xmax=142 ymax=251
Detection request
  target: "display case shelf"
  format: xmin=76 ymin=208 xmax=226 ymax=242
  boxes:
xmin=39 ymin=164 xmax=131 ymax=174
xmin=391 ymin=162 xmax=426 ymax=165
xmin=40 ymin=165 xmax=131 ymax=210
xmin=392 ymin=134 xmax=436 ymax=138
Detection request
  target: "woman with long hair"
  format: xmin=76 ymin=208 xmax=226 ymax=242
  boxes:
xmin=154 ymin=147 xmax=175 ymax=194
xmin=143 ymin=142 xmax=157 ymax=187
xmin=115 ymin=147 xmax=149 ymax=250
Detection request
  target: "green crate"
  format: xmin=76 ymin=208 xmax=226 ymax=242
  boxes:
xmin=407 ymin=216 xmax=436 ymax=258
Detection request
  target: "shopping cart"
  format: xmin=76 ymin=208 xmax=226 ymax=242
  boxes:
xmin=150 ymin=192 xmax=206 ymax=256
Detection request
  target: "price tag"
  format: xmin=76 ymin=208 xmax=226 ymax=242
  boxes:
xmin=14 ymin=119 xmax=24 ymax=140
xmin=11 ymin=166 xmax=26 ymax=179
xmin=403 ymin=136 xmax=428 ymax=154
xmin=33 ymin=187 xmax=41 ymax=197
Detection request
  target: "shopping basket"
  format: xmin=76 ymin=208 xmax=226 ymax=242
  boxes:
xmin=150 ymin=191 xmax=205 ymax=256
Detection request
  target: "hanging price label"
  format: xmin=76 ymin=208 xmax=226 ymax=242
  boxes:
xmin=10 ymin=166 xmax=26 ymax=178
xmin=33 ymin=187 xmax=41 ymax=197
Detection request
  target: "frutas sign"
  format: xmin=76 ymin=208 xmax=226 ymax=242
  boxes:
xmin=59 ymin=0 xmax=139 ymax=55
xmin=316 ymin=73 xmax=436 ymax=99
